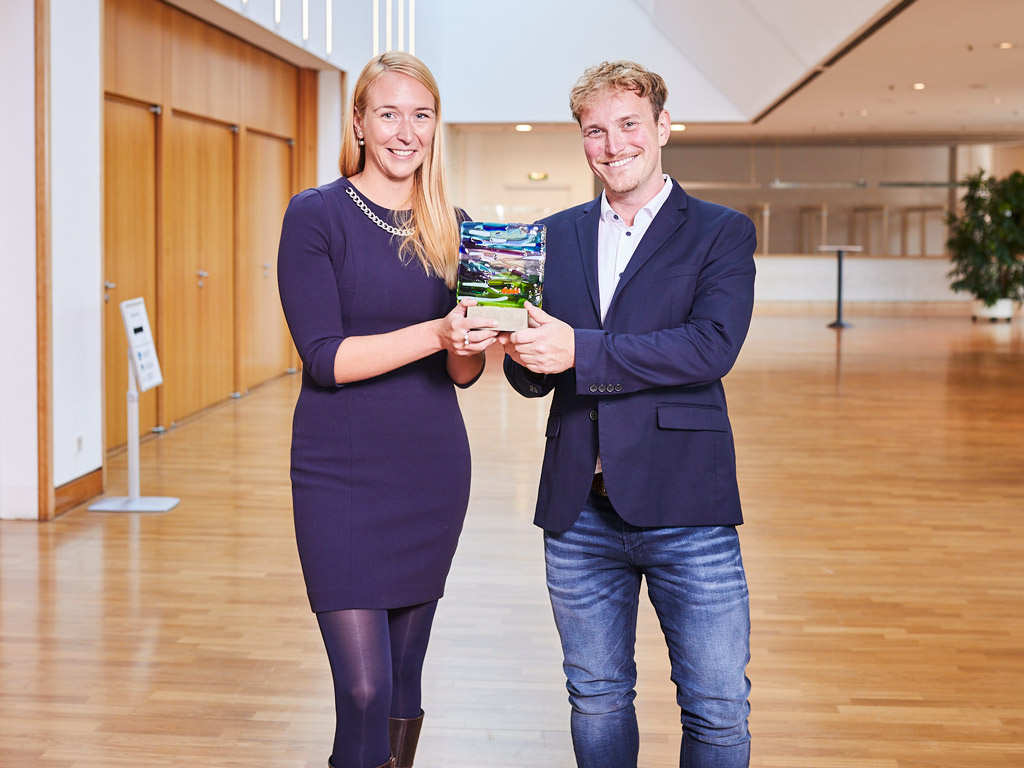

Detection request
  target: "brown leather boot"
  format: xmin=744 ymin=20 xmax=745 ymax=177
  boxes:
xmin=389 ymin=709 xmax=425 ymax=768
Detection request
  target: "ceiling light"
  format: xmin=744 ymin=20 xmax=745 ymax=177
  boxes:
xmin=913 ymin=82 xmax=926 ymax=90
xmin=997 ymin=42 xmax=1015 ymax=49
xmin=527 ymin=171 xmax=548 ymax=181
xmin=514 ymin=124 xmax=533 ymax=132
xmin=670 ymin=123 xmax=686 ymax=132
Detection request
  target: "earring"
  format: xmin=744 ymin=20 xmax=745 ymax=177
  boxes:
xmin=357 ymin=132 xmax=364 ymax=147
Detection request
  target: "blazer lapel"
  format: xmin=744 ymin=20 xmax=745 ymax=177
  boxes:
xmin=574 ymin=198 xmax=602 ymax=323
xmin=608 ymin=181 xmax=689 ymax=311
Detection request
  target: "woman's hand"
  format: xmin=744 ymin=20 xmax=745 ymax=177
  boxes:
xmin=441 ymin=299 xmax=499 ymax=356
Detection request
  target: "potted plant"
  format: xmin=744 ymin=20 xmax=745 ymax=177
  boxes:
xmin=947 ymin=169 xmax=1024 ymax=321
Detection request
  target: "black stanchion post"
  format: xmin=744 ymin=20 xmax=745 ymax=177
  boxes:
xmin=818 ymin=245 xmax=862 ymax=329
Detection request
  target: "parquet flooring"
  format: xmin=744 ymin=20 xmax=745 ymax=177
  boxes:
xmin=2 ymin=307 xmax=1022 ymax=767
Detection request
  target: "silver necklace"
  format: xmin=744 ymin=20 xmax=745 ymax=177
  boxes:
xmin=345 ymin=186 xmax=415 ymax=237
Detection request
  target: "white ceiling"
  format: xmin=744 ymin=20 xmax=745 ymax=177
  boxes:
xmin=186 ymin=0 xmax=1024 ymax=146
xmin=669 ymin=0 xmax=1024 ymax=144
xmin=633 ymin=0 xmax=895 ymax=119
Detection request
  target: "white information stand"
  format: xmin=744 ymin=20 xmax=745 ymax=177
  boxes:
xmin=89 ymin=298 xmax=180 ymax=513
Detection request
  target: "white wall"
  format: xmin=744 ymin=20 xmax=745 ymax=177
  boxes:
xmin=317 ymin=68 xmax=343 ymax=186
xmin=50 ymin=0 xmax=104 ymax=487
xmin=0 ymin=0 xmax=40 ymax=519
xmin=207 ymin=0 xmax=744 ymax=124
xmin=448 ymin=127 xmax=595 ymax=223
xmin=754 ymin=256 xmax=969 ymax=302
xmin=415 ymin=0 xmax=743 ymax=125
xmin=204 ymin=0 xmax=372 ymax=75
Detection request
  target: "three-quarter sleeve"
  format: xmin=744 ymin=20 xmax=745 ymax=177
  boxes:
xmin=277 ymin=189 xmax=346 ymax=388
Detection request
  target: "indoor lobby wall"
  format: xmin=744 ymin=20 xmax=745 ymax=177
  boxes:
xmin=51 ymin=0 xmax=104 ymax=489
xmin=3 ymin=0 xmax=330 ymax=520
xmin=447 ymin=126 xmax=594 ymax=224
xmin=102 ymin=0 xmax=310 ymax=438
xmin=992 ymin=144 xmax=1024 ymax=178
xmin=0 ymin=0 xmax=40 ymax=520
xmin=663 ymin=142 xmax=998 ymax=303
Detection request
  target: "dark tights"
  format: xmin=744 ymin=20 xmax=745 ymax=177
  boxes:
xmin=316 ymin=601 xmax=437 ymax=768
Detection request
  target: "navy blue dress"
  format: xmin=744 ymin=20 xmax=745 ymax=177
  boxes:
xmin=277 ymin=177 xmax=471 ymax=612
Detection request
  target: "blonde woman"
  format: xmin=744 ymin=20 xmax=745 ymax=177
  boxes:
xmin=278 ymin=52 xmax=497 ymax=768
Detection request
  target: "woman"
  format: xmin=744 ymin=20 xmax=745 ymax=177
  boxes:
xmin=277 ymin=52 xmax=497 ymax=768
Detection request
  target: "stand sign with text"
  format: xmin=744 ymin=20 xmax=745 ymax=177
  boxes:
xmin=89 ymin=297 xmax=179 ymax=513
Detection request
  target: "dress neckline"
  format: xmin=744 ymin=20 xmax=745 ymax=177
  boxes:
xmin=342 ymin=177 xmax=411 ymax=215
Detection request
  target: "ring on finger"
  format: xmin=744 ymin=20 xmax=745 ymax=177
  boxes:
xmin=463 ymin=331 xmax=470 ymax=346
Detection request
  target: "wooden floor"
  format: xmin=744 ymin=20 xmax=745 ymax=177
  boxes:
xmin=3 ymin=307 xmax=1023 ymax=768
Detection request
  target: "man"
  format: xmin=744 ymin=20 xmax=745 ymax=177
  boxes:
xmin=501 ymin=60 xmax=756 ymax=768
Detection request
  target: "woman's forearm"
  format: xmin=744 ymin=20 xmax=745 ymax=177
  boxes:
xmin=446 ymin=351 xmax=486 ymax=386
xmin=332 ymin=319 xmax=445 ymax=384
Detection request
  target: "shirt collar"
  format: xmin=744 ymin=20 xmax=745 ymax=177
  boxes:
xmin=600 ymin=175 xmax=672 ymax=226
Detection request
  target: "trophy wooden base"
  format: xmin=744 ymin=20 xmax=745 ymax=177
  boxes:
xmin=468 ymin=304 xmax=528 ymax=332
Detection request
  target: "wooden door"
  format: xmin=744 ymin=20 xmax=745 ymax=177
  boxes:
xmin=103 ymin=97 xmax=159 ymax=450
xmin=162 ymin=112 xmax=236 ymax=424
xmin=238 ymin=130 xmax=294 ymax=392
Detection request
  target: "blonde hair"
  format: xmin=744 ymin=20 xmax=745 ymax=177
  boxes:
xmin=569 ymin=60 xmax=668 ymax=125
xmin=340 ymin=52 xmax=459 ymax=288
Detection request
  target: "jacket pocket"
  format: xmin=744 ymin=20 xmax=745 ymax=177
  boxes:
xmin=545 ymin=414 xmax=561 ymax=437
xmin=656 ymin=404 xmax=728 ymax=432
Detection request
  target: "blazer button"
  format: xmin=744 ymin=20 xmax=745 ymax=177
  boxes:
xmin=598 ymin=384 xmax=606 ymax=392
xmin=589 ymin=409 xmax=598 ymax=421
xmin=614 ymin=384 xmax=622 ymax=392
xmin=589 ymin=384 xmax=598 ymax=393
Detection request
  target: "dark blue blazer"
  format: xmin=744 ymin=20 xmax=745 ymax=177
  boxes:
xmin=504 ymin=180 xmax=756 ymax=533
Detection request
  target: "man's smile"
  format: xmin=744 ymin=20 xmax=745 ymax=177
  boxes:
xmin=604 ymin=154 xmax=639 ymax=168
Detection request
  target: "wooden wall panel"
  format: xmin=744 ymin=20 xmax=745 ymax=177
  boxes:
xmin=103 ymin=0 xmax=117 ymax=93
xmin=244 ymin=46 xmax=298 ymax=139
xmin=103 ymin=97 xmax=159 ymax=449
xmin=296 ymin=68 xmax=318 ymax=193
xmin=106 ymin=0 xmax=165 ymax=104
xmin=102 ymin=0 xmax=312 ymax=435
xmin=169 ymin=8 xmax=241 ymax=125
xmin=238 ymin=131 xmax=293 ymax=391
xmin=37 ymin=0 xmax=54 ymax=520
xmin=162 ymin=113 xmax=235 ymax=424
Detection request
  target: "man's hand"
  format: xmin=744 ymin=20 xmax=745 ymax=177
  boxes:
xmin=500 ymin=302 xmax=575 ymax=375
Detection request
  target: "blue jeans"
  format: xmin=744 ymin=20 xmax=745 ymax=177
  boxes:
xmin=544 ymin=493 xmax=751 ymax=768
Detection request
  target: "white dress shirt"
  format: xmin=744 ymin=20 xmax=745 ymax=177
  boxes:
xmin=597 ymin=175 xmax=673 ymax=322
xmin=595 ymin=175 xmax=673 ymax=475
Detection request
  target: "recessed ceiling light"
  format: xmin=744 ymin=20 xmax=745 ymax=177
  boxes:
xmin=997 ymin=42 xmax=1015 ymax=49
xmin=527 ymin=171 xmax=548 ymax=181
xmin=670 ymin=123 xmax=686 ymax=132
xmin=515 ymin=124 xmax=533 ymax=132
xmin=858 ymin=109 xmax=869 ymax=117
xmin=913 ymin=82 xmax=926 ymax=90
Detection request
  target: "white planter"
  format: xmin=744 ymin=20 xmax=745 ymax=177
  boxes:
xmin=971 ymin=298 xmax=1015 ymax=322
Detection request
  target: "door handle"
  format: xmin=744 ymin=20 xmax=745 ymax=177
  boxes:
xmin=104 ymin=280 xmax=117 ymax=289
xmin=197 ymin=270 xmax=209 ymax=278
